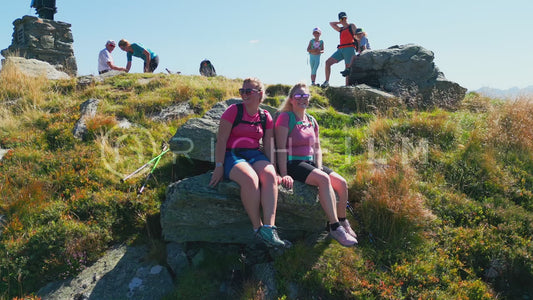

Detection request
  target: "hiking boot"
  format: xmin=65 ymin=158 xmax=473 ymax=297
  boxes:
xmin=330 ymin=226 xmax=357 ymax=247
xmin=340 ymin=68 xmax=351 ymax=77
xmin=340 ymin=219 xmax=358 ymax=241
xmin=321 ymin=81 xmax=329 ymax=88
xmin=255 ymin=226 xmax=286 ymax=248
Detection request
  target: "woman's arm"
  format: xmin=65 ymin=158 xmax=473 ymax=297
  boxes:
xmin=208 ymin=119 xmax=232 ymax=187
xmin=315 ymin=138 xmax=323 ymax=169
xmin=330 ymin=21 xmax=342 ymax=32
xmin=143 ymin=49 xmax=151 ymax=72
xmin=125 ymin=61 xmax=132 ymax=73
xmin=263 ymin=128 xmax=275 ymax=166
xmin=313 ymin=121 xmax=323 ymax=169
xmin=275 ymin=122 xmax=293 ymax=188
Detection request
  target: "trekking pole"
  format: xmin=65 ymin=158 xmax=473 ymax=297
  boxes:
xmin=137 ymin=150 xmax=164 ymax=195
xmin=121 ymin=146 xmax=169 ymax=183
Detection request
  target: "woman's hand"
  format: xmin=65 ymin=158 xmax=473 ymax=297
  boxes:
xmin=280 ymin=175 xmax=294 ymax=189
xmin=209 ymin=167 xmax=224 ymax=187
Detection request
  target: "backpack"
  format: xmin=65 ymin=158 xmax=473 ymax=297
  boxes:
xmin=286 ymin=111 xmax=316 ymax=136
xmin=232 ymin=103 xmax=267 ymax=133
xmin=199 ymin=59 xmax=216 ymax=77
xmin=338 ymin=24 xmax=358 ymax=49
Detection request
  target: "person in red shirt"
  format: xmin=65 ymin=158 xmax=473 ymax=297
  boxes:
xmin=321 ymin=12 xmax=357 ymax=88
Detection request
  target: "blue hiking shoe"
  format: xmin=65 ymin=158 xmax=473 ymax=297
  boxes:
xmin=255 ymin=226 xmax=286 ymax=248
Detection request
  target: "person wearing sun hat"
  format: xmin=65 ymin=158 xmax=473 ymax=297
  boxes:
xmin=321 ymin=12 xmax=357 ymax=88
xmin=98 ymin=40 xmax=127 ymax=75
xmin=307 ymin=27 xmax=324 ymax=86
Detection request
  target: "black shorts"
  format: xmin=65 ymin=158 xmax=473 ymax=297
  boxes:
xmin=287 ymin=160 xmax=333 ymax=183
xmin=148 ymin=56 xmax=159 ymax=72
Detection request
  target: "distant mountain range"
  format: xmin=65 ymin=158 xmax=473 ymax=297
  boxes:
xmin=474 ymin=85 xmax=533 ymax=99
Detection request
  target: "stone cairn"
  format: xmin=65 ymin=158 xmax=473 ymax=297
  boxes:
xmin=1 ymin=15 xmax=77 ymax=76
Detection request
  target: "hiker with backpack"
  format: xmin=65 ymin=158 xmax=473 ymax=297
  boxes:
xmin=307 ymin=27 xmax=324 ymax=86
xmin=118 ymin=39 xmax=159 ymax=73
xmin=321 ymin=12 xmax=358 ymax=88
xmin=341 ymin=28 xmax=372 ymax=78
xmin=209 ymin=78 xmax=288 ymax=248
xmin=274 ymin=83 xmax=358 ymax=247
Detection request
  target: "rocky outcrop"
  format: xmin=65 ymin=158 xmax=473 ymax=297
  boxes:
xmin=348 ymin=44 xmax=467 ymax=109
xmin=1 ymin=15 xmax=77 ymax=76
xmin=37 ymin=245 xmax=174 ymax=300
xmin=72 ymin=98 xmax=99 ymax=140
xmin=161 ymin=173 xmax=325 ymax=244
xmin=150 ymin=102 xmax=194 ymax=122
xmin=0 ymin=148 xmax=10 ymax=161
xmin=2 ymin=56 xmax=70 ymax=80
xmin=326 ymin=84 xmax=402 ymax=113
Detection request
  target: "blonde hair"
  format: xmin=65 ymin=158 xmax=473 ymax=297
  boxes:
xmin=279 ymin=82 xmax=309 ymax=112
xmin=118 ymin=39 xmax=130 ymax=48
xmin=243 ymin=77 xmax=266 ymax=102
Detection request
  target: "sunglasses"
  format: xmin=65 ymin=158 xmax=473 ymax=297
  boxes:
xmin=293 ymin=94 xmax=310 ymax=100
xmin=239 ymin=88 xmax=261 ymax=95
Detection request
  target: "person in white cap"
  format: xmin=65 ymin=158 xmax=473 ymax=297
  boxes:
xmin=98 ymin=40 xmax=127 ymax=75
xmin=307 ymin=27 xmax=324 ymax=86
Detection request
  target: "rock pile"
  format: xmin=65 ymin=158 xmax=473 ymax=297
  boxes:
xmin=1 ymin=15 xmax=77 ymax=76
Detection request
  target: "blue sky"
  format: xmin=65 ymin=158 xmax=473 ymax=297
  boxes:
xmin=1 ymin=0 xmax=532 ymax=91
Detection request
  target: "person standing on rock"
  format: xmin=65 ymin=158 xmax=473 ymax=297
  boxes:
xmin=341 ymin=28 xmax=371 ymax=78
xmin=275 ymin=83 xmax=358 ymax=247
xmin=307 ymin=27 xmax=324 ymax=86
xmin=321 ymin=12 xmax=357 ymax=88
xmin=98 ymin=40 xmax=127 ymax=75
xmin=209 ymin=77 xmax=288 ymax=248
xmin=118 ymin=39 xmax=159 ymax=73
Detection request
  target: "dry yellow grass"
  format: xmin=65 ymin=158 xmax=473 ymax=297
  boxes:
xmin=355 ymin=155 xmax=435 ymax=245
xmin=488 ymin=97 xmax=533 ymax=152
xmin=0 ymin=60 xmax=48 ymax=107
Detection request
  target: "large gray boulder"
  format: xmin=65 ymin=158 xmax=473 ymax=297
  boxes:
xmin=169 ymin=99 xmax=277 ymax=162
xmin=348 ymin=44 xmax=467 ymax=109
xmin=161 ymin=173 xmax=325 ymax=244
xmin=2 ymin=56 xmax=70 ymax=80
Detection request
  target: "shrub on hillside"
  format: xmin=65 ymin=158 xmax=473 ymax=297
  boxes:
xmin=355 ymin=156 xmax=434 ymax=255
xmin=265 ymin=84 xmax=290 ymax=97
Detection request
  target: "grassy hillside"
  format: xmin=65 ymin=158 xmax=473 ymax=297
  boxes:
xmin=1 ymin=62 xmax=532 ymax=299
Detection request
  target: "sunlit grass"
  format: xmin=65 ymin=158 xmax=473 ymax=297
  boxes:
xmin=1 ymin=68 xmax=533 ymax=299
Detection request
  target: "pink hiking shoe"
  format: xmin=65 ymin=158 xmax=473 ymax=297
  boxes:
xmin=330 ymin=225 xmax=358 ymax=247
xmin=340 ymin=219 xmax=358 ymax=241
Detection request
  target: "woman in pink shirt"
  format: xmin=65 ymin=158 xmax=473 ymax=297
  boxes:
xmin=209 ymin=78 xmax=287 ymax=248
xmin=275 ymin=83 xmax=358 ymax=247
